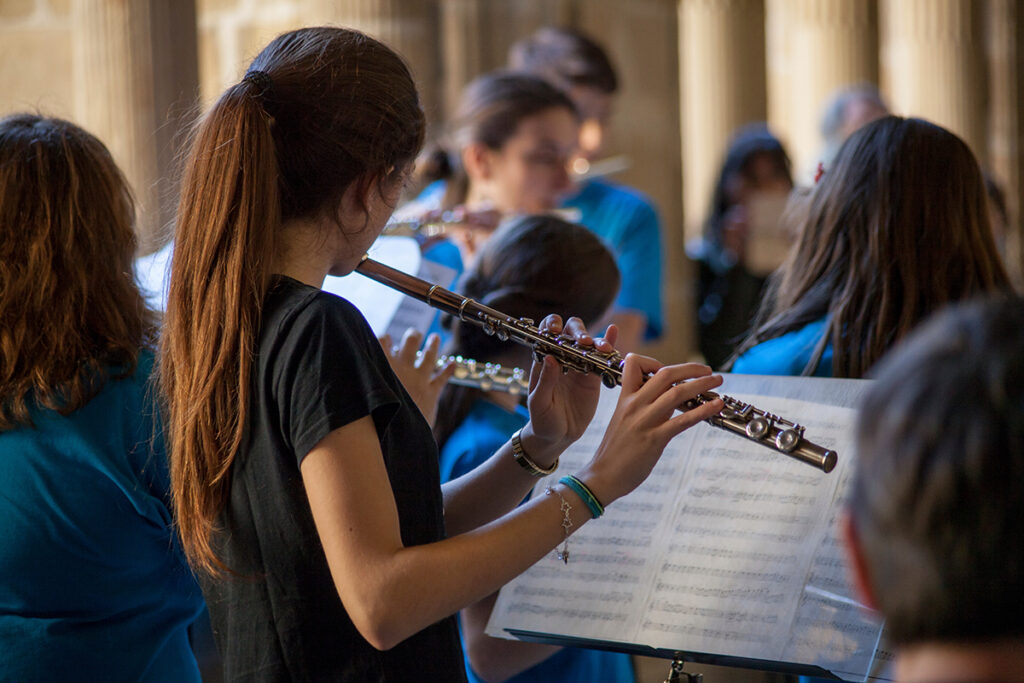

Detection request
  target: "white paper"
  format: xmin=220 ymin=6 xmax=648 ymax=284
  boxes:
xmin=487 ymin=375 xmax=888 ymax=681
xmin=134 ymin=241 xmax=174 ymax=311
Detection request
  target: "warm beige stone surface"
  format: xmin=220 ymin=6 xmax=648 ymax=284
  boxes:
xmin=767 ymin=0 xmax=878 ymax=181
xmin=679 ymin=0 xmax=767 ymax=242
xmin=0 ymin=0 xmax=35 ymax=20
xmin=0 ymin=27 xmax=73 ymax=117
xmin=880 ymin=0 xmax=987 ymax=164
xmin=580 ymin=0 xmax=693 ymax=362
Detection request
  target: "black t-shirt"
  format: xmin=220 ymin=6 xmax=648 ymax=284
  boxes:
xmin=202 ymin=276 xmax=466 ymax=682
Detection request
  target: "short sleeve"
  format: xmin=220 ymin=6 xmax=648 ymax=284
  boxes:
xmin=566 ymin=181 xmax=665 ymax=341
xmin=614 ymin=199 xmax=664 ymax=340
xmin=270 ymin=293 xmax=402 ymax=465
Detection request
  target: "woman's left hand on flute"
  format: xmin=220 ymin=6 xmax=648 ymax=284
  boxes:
xmin=379 ymin=328 xmax=454 ymax=426
xmin=517 ymin=315 xmax=617 ymax=459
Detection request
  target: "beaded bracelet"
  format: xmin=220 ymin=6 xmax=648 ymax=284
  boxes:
xmin=559 ymin=474 xmax=605 ymax=519
xmin=511 ymin=429 xmax=558 ymax=477
xmin=545 ymin=486 xmax=573 ymax=564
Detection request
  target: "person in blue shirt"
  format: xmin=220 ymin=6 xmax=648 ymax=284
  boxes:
xmin=509 ymin=26 xmax=665 ymax=350
xmin=0 ymin=114 xmax=204 ymax=681
xmin=434 ymin=213 xmax=635 ymax=683
xmin=729 ymin=115 xmax=1012 ymax=380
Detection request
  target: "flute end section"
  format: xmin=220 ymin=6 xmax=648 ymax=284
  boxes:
xmin=820 ymin=449 xmax=838 ymax=473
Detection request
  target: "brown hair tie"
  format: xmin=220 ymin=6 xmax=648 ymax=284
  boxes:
xmin=243 ymin=69 xmax=273 ymax=96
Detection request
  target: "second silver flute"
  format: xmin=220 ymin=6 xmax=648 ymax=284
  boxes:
xmin=357 ymin=255 xmax=837 ymax=473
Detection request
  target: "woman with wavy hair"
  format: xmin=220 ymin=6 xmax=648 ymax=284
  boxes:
xmin=730 ymin=115 xmax=1013 ymax=378
xmin=0 ymin=114 xmax=203 ymax=680
xmin=161 ymin=26 xmax=723 ymax=680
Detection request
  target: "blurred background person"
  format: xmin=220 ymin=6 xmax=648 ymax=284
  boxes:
xmin=687 ymin=124 xmax=794 ymax=369
xmin=817 ymin=82 xmax=888 ymax=175
xmin=401 ymin=70 xmax=580 ymax=274
xmin=434 ymin=214 xmax=632 ymax=683
xmin=393 ymin=70 xmax=582 ymax=346
xmin=845 ymin=296 xmax=1024 ymax=681
xmin=509 ymin=26 xmax=665 ymax=352
xmin=730 ymin=115 xmax=1013 ymax=379
xmin=0 ymin=113 xmax=203 ymax=681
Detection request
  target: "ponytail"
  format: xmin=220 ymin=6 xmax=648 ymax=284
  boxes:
xmin=162 ymin=81 xmax=280 ymax=575
xmin=162 ymin=27 xmax=425 ymax=576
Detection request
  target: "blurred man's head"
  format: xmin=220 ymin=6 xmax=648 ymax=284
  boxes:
xmin=819 ymin=83 xmax=888 ymax=168
xmin=509 ymin=26 xmax=618 ymax=163
xmin=845 ymin=297 xmax=1024 ymax=664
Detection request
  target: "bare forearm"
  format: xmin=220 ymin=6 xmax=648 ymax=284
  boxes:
xmin=442 ymin=426 xmax=565 ymax=536
xmin=340 ymin=486 xmax=594 ymax=650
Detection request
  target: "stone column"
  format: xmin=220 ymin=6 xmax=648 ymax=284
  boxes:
xmin=438 ymin=0 xmax=486 ymax=122
xmin=880 ymin=0 xmax=986 ymax=164
xmin=72 ymin=0 xmax=199 ymax=254
xmin=985 ymin=0 xmax=1024 ymax=286
xmin=575 ymin=0 xmax=690 ymax=361
xmin=767 ymin=0 xmax=878 ymax=180
xmin=437 ymin=0 xmax=571 ymax=121
xmin=678 ymin=0 xmax=767 ymax=242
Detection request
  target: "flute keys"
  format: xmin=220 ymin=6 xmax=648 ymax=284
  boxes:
xmin=775 ymin=428 xmax=801 ymax=453
xmin=745 ymin=416 xmax=770 ymax=440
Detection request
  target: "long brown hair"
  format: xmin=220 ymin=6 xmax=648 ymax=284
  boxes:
xmin=0 ymin=114 xmax=156 ymax=431
xmin=161 ymin=27 xmax=425 ymax=575
xmin=433 ymin=214 xmax=619 ymax=449
xmin=729 ymin=115 xmax=1012 ymax=378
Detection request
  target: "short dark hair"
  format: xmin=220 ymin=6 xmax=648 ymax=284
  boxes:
xmin=851 ymin=296 xmax=1024 ymax=646
xmin=433 ymin=214 xmax=620 ymax=449
xmin=508 ymin=27 xmax=618 ymax=94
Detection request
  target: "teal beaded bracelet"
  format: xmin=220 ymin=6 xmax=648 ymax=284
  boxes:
xmin=559 ymin=475 xmax=604 ymax=518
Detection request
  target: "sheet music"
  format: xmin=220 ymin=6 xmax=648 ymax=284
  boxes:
xmin=488 ymin=375 xmax=887 ymax=681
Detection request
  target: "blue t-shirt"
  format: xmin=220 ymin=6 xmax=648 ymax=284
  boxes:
xmin=0 ymin=350 xmax=204 ymax=681
xmin=731 ymin=318 xmax=834 ymax=377
xmin=439 ymin=399 xmax=635 ymax=683
xmin=564 ymin=179 xmax=664 ymax=341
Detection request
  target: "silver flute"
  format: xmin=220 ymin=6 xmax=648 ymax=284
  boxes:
xmin=382 ymin=207 xmax=582 ymax=239
xmin=358 ymin=256 xmax=837 ymax=473
xmin=425 ymin=353 xmax=530 ymax=395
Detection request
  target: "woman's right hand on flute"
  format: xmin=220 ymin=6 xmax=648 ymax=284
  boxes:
xmin=577 ymin=355 xmax=724 ymax=507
